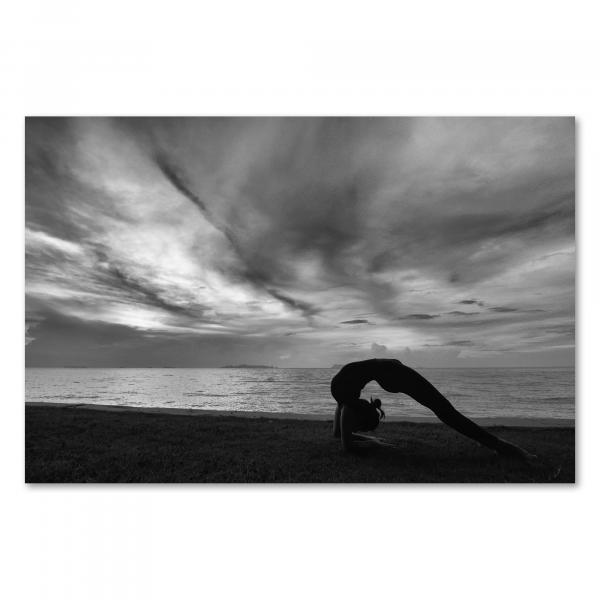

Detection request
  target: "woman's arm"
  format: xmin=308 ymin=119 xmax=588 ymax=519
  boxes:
xmin=333 ymin=404 xmax=341 ymax=438
xmin=340 ymin=405 xmax=355 ymax=452
xmin=339 ymin=405 xmax=390 ymax=451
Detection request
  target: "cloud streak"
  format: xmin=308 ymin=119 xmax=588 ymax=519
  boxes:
xmin=154 ymin=150 xmax=319 ymax=318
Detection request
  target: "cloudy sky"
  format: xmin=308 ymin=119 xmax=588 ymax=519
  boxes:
xmin=25 ymin=117 xmax=575 ymax=368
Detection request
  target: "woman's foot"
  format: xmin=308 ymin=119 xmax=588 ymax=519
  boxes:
xmin=498 ymin=441 xmax=538 ymax=463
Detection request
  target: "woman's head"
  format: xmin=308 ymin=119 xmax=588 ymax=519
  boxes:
xmin=370 ymin=396 xmax=385 ymax=420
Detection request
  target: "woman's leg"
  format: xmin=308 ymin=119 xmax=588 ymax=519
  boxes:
xmin=380 ymin=364 xmax=533 ymax=459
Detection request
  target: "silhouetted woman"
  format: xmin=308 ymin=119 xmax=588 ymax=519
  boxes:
xmin=332 ymin=358 xmax=534 ymax=460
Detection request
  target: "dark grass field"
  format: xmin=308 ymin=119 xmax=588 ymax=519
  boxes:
xmin=25 ymin=405 xmax=575 ymax=483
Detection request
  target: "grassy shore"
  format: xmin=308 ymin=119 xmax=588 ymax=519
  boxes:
xmin=25 ymin=405 xmax=575 ymax=483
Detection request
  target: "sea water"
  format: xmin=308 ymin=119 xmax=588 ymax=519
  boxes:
xmin=25 ymin=367 xmax=574 ymax=421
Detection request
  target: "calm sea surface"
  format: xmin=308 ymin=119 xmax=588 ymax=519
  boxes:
xmin=25 ymin=367 xmax=574 ymax=420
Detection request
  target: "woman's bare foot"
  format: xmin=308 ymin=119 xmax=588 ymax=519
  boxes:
xmin=497 ymin=441 xmax=538 ymax=463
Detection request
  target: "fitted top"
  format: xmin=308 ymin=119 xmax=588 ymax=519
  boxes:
xmin=330 ymin=358 xmax=404 ymax=404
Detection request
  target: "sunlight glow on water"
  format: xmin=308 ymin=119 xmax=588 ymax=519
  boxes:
xmin=25 ymin=367 xmax=574 ymax=420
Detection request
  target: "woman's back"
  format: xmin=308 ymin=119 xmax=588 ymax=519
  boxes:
xmin=332 ymin=359 xmax=404 ymax=398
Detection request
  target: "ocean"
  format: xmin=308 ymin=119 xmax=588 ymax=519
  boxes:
xmin=25 ymin=367 xmax=575 ymax=421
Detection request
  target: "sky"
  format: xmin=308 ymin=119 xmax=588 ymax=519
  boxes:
xmin=25 ymin=117 xmax=575 ymax=368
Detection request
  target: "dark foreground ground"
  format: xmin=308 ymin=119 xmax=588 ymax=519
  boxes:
xmin=25 ymin=405 xmax=575 ymax=483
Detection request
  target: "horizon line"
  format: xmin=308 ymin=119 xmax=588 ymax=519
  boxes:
xmin=25 ymin=365 xmax=576 ymax=369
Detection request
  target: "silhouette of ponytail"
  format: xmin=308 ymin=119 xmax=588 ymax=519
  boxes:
xmin=370 ymin=396 xmax=385 ymax=421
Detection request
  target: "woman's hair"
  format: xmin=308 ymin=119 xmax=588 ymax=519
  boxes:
xmin=370 ymin=396 xmax=385 ymax=420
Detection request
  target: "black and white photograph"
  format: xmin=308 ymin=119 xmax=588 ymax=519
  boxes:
xmin=25 ymin=116 xmax=575 ymax=483
xmin=6 ymin=3 xmax=600 ymax=600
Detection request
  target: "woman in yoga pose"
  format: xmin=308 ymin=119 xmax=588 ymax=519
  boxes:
xmin=331 ymin=358 xmax=534 ymax=460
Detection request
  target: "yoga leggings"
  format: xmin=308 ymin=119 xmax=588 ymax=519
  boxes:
xmin=373 ymin=364 xmax=523 ymax=457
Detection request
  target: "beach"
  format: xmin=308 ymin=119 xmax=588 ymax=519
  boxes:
xmin=25 ymin=403 xmax=575 ymax=483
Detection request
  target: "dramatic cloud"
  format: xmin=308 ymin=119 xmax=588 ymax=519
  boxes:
xmin=25 ymin=117 xmax=575 ymax=367
xmin=371 ymin=343 xmax=389 ymax=355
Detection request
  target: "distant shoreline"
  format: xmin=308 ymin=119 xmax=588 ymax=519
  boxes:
xmin=25 ymin=401 xmax=575 ymax=428
xmin=220 ymin=364 xmax=276 ymax=369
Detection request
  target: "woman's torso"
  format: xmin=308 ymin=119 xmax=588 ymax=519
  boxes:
xmin=331 ymin=358 xmax=404 ymax=403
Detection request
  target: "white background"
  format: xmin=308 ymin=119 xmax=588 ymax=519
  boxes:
xmin=1 ymin=1 xmax=598 ymax=599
